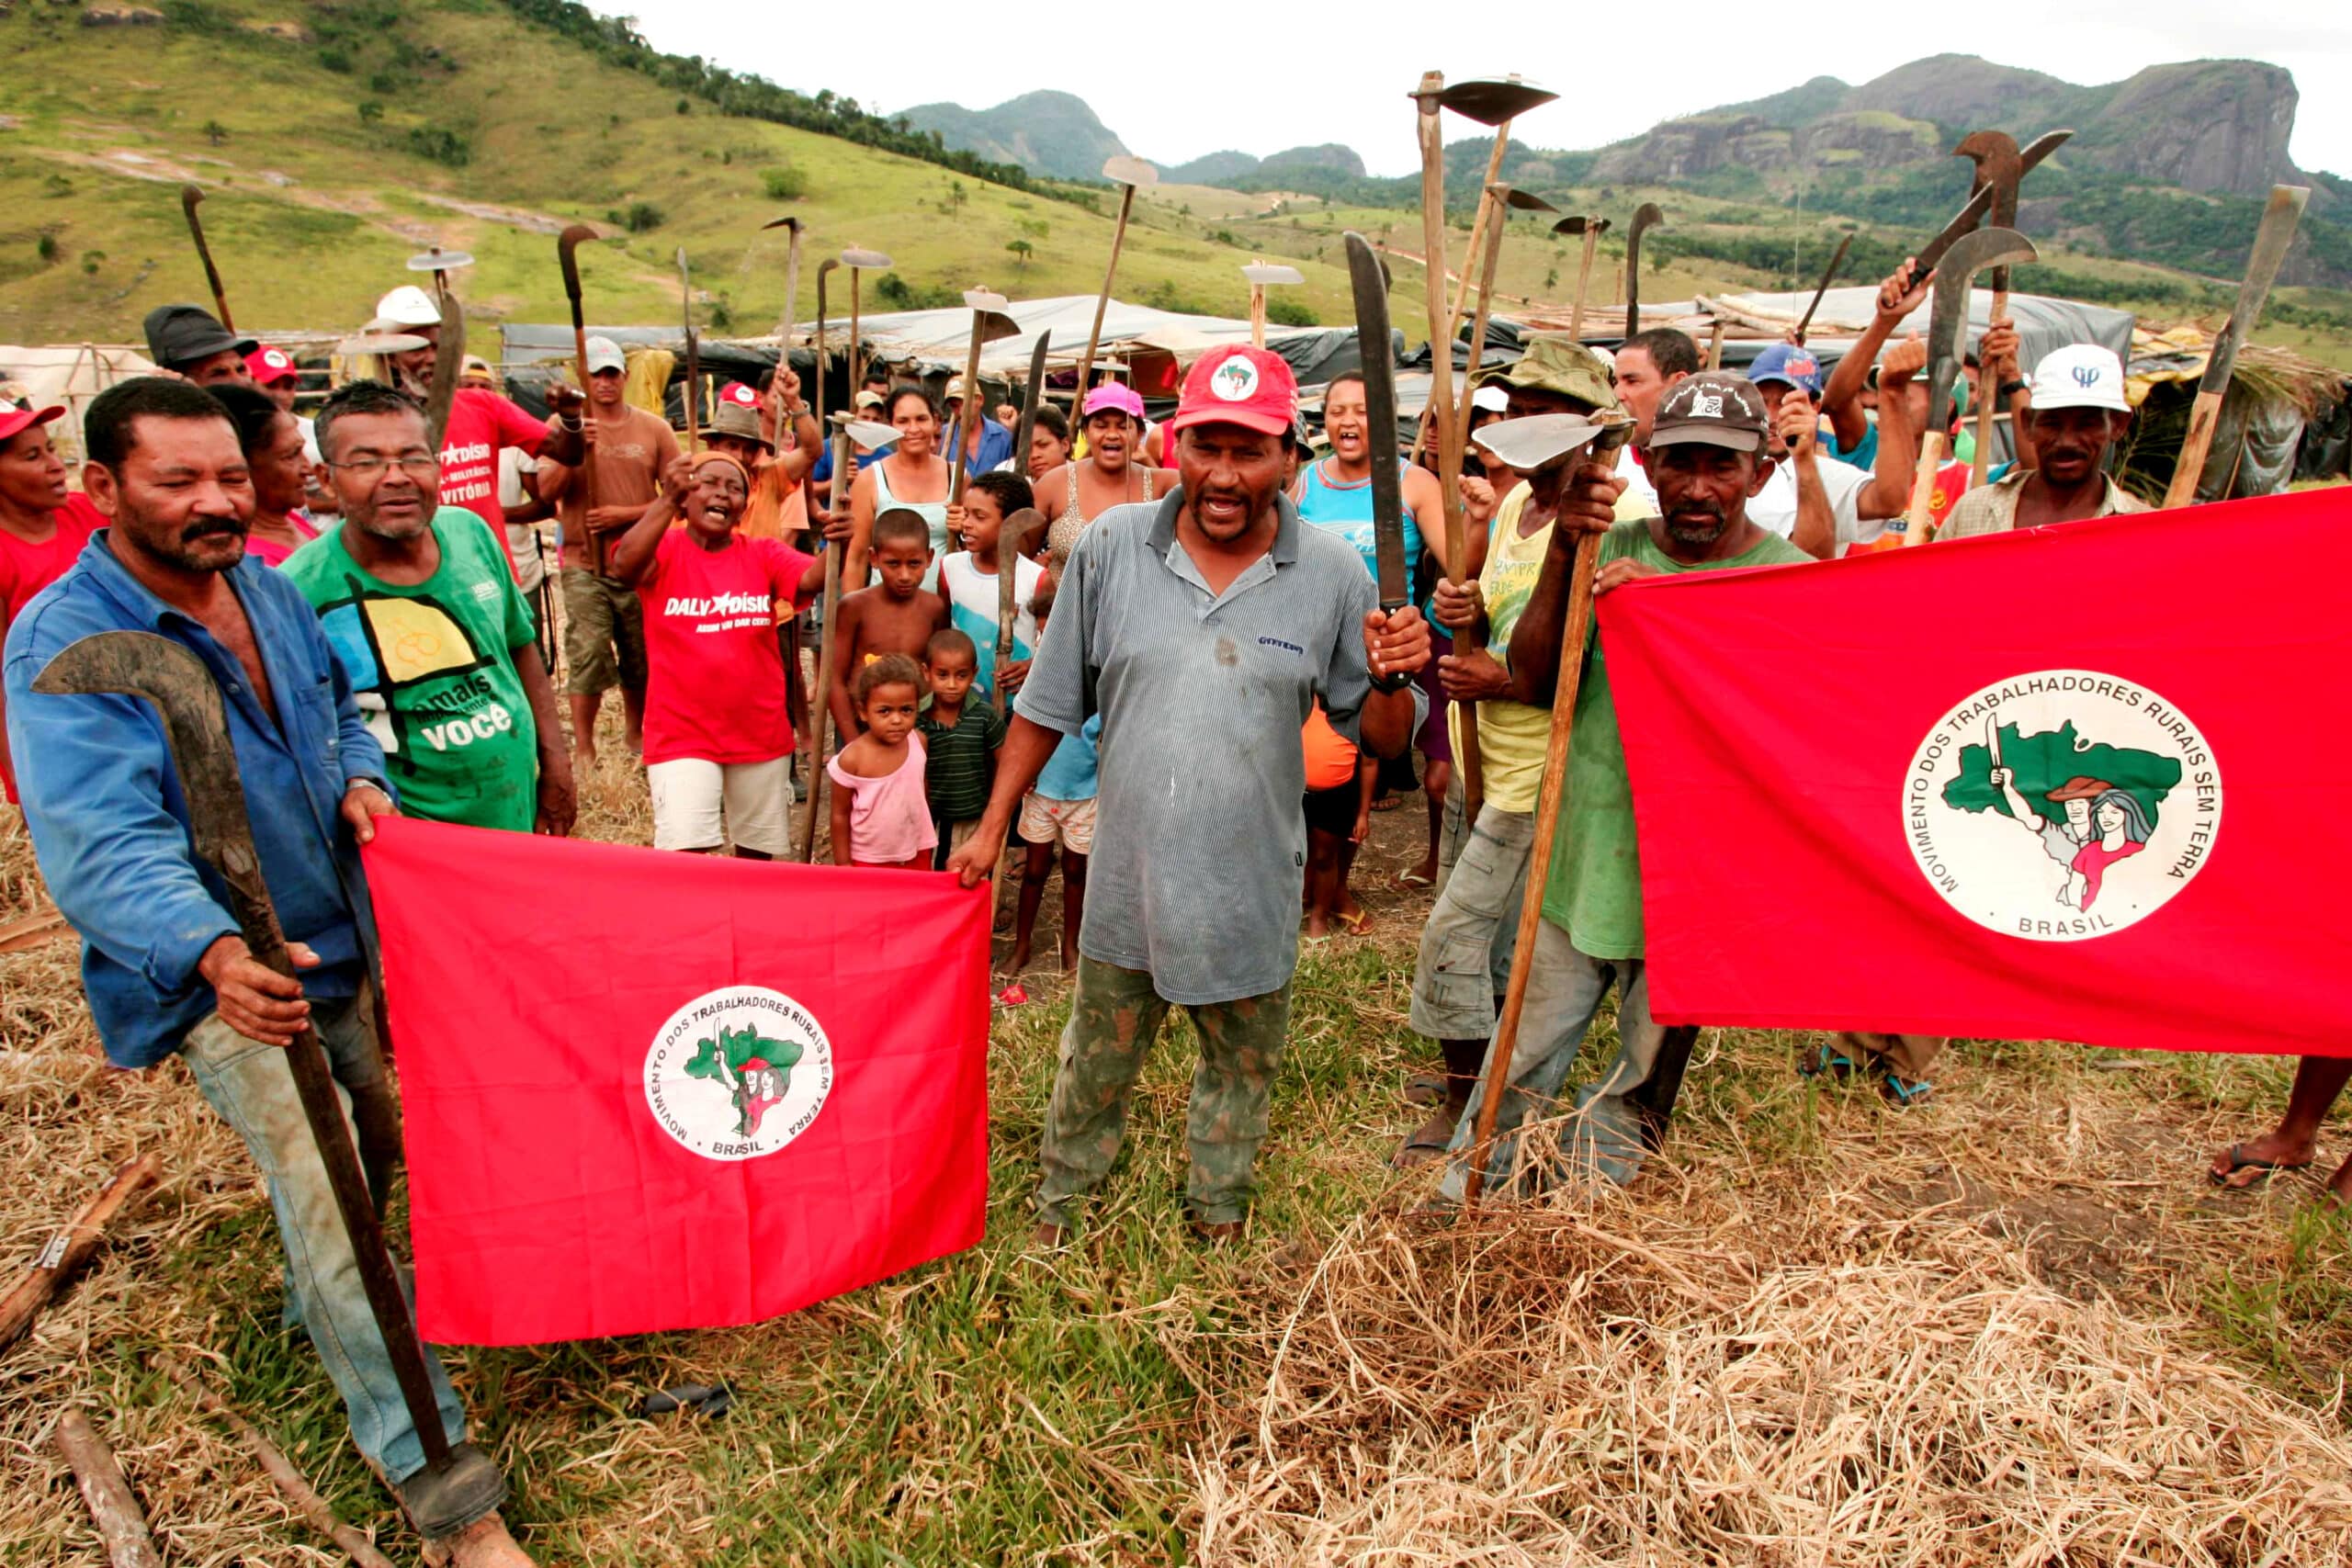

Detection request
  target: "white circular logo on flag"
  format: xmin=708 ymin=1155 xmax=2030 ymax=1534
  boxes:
xmin=1904 ymin=670 xmax=2220 ymax=942
xmin=1209 ymin=354 xmax=1260 ymax=401
xmin=642 ymin=986 xmax=832 ymax=1160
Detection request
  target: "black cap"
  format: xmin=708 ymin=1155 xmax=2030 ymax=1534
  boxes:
xmin=1646 ymin=371 xmax=1771 ymax=455
xmin=142 ymin=303 xmax=256 ymax=369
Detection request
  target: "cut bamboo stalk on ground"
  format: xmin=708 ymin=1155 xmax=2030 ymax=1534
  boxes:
xmin=0 ymin=1151 xmax=162 ymax=1349
xmin=55 ymin=1408 xmax=164 ymax=1568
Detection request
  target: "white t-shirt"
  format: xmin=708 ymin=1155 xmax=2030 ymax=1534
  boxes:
xmin=937 ymin=549 xmax=1044 ymax=702
xmin=1619 ymin=448 xmax=1878 ymax=550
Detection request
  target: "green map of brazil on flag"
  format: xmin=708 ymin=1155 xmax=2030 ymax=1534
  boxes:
xmin=364 ymin=818 xmax=991 ymax=1345
xmin=1598 ymin=491 xmax=2348 ymax=1055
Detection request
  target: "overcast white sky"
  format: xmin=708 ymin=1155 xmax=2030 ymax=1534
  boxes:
xmin=594 ymin=3 xmax=2351 ymax=180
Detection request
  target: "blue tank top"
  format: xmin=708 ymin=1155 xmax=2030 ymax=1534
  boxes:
xmin=1296 ymin=457 xmax=1423 ymax=591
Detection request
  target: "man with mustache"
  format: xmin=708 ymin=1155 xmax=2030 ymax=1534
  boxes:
xmin=1937 ymin=344 xmax=2145 ymax=538
xmin=1440 ymin=372 xmax=1813 ymax=1197
xmin=282 ymin=380 xmax=573 ymax=838
xmin=944 ymin=345 xmax=1431 ymax=1246
xmin=3 ymin=377 xmax=538 ymax=1566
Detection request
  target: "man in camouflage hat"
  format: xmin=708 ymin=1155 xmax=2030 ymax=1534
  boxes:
xmin=1396 ymin=335 xmax=1635 ymax=1166
xmin=1440 ymin=371 xmax=1812 ymax=1197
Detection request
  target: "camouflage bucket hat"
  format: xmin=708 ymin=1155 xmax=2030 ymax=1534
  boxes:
xmin=1479 ymin=333 xmax=1621 ymax=415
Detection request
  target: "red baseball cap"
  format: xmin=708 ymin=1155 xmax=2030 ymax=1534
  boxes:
xmin=718 ymin=380 xmax=761 ymax=410
xmin=1169 ymin=345 xmax=1295 ymax=438
xmin=0 ymin=398 xmax=65 ymax=444
xmin=245 ymin=344 xmax=299 ymax=386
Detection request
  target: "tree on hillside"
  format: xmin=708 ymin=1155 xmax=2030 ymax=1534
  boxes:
xmin=1006 ymin=240 xmax=1034 ymax=271
xmin=202 ymin=120 xmax=228 ymax=146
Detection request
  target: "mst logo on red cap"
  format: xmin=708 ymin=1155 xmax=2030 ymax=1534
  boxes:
xmin=720 ymin=381 xmax=760 ymax=408
xmin=1209 ymin=353 xmax=1260 ymax=401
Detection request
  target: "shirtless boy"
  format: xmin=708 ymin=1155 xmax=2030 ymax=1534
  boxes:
xmin=827 ymin=506 xmax=949 ymax=740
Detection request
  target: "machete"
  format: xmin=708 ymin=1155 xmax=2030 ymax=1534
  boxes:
xmin=2161 ymin=183 xmax=2310 ymax=509
xmin=999 ymin=328 xmax=1052 ymax=719
xmin=1913 ymin=130 xmax=2071 ymax=276
xmin=1791 ymin=233 xmax=1852 ymax=344
xmin=179 ymin=184 xmax=234 ymax=333
xmin=1623 ymin=203 xmax=1664 ymax=338
xmin=1344 ymin=231 xmax=1409 ymax=612
xmin=1901 ymin=226 xmax=2036 ymax=546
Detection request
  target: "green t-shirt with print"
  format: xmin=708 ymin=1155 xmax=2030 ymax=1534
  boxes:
xmin=1541 ymin=518 xmax=1810 ymax=958
xmin=283 ymin=508 xmax=542 ymax=831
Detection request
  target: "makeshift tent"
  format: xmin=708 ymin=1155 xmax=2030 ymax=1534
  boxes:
xmin=2117 ymin=324 xmax=2347 ymax=502
xmin=1 ymin=343 xmax=158 ymax=468
xmin=495 ymin=325 xmax=803 ymax=426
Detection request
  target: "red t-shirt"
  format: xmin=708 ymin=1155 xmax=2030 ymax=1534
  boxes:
xmin=1 ymin=495 xmax=101 ymax=627
xmin=436 ymin=389 xmax=548 ymax=534
xmin=637 ymin=531 xmax=816 ymax=765
xmin=2 ymin=495 xmax=103 ymax=802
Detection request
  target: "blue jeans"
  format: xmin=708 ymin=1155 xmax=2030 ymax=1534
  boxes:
xmin=181 ymin=998 xmax=474 ymax=1491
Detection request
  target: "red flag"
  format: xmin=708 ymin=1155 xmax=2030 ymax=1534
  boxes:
xmin=363 ymin=818 xmax=991 ymax=1344
xmin=1600 ymin=491 xmax=2352 ymax=1056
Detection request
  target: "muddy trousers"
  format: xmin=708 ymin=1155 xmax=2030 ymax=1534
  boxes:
xmin=1438 ymin=922 xmax=1701 ymax=1199
xmin=1035 ymin=957 xmax=1292 ymax=1228
xmin=182 ymin=999 xmax=500 ymax=1535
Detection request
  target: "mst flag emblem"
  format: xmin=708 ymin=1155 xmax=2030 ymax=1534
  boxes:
xmin=1905 ymin=671 xmax=2220 ymax=940
xmin=644 ymin=986 xmax=834 ymax=1159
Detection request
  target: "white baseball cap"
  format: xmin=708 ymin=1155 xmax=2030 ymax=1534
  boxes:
xmin=375 ymin=285 xmax=441 ymax=328
xmin=2029 ymin=344 xmax=2130 ymax=413
xmin=1470 ymin=383 xmax=1510 ymax=414
xmin=584 ymin=335 xmax=626 ymax=374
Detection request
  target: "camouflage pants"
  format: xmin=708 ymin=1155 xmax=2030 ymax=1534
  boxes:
xmin=1035 ymin=957 xmax=1293 ymax=1228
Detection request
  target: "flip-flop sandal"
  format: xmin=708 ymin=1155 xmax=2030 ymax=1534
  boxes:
xmin=1798 ymin=1044 xmax=1858 ymax=1081
xmin=1390 ymin=1107 xmax=1460 ymax=1169
xmin=1879 ymin=1073 xmax=1934 ymax=1108
xmin=2208 ymin=1144 xmax=2312 ymax=1189
xmin=1396 ymin=870 xmax=1435 ymax=889
xmin=1402 ymin=1071 xmax=1447 ymax=1107
xmin=1335 ymin=908 xmax=1373 ymax=937
xmin=1371 ymin=795 xmax=1404 ymax=812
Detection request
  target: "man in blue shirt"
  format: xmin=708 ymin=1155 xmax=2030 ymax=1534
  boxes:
xmin=3 ymin=378 xmax=534 ymax=1568
xmin=941 ymin=373 xmax=1014 ymax=478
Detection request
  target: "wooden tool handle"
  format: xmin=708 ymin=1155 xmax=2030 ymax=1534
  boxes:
xmin=1463 ymin=526 xmax=1605 ymax=1207
xmin=1899 ymin=430 xmax=1947 ymax=547
xmin=1967 ymin=286 xmax=2008 ymax=489
xmin=1568 ymin=229 xmax=1600 ymax=341
xmin=802 ymin=434 xmax=852 ymax=863
xmin=2162 ymin=388 xmax=2226 ymax=510
xmin=0 ymin=1152 xmax=163 ymax=1349
xmin=1416 ymin=84 xmax=1483 ymax=819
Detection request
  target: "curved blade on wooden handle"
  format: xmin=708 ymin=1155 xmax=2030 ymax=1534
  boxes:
xmin=2163 ymin=183 xmax=2309 ymax=511
xmin=1344 ymin=231 xmax=1408 ymax=611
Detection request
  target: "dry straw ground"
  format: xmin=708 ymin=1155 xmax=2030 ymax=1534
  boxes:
xmin=4 ymin=753 xmax=2350 ymax=1563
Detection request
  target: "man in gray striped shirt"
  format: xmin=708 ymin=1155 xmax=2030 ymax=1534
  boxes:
xmin=947 ymin=345 xmax=1429 ymax=1246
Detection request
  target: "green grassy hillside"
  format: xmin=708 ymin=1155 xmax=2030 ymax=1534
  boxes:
xmin=0 ymin=0 xmax=1388 ymax=351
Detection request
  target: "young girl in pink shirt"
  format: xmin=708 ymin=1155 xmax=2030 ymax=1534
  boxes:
xmin=827 ymin=654 xmax=936 ymax=869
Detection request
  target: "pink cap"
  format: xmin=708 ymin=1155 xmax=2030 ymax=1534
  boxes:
xmin=245 ymin=345 xmax=298 ymax=386
xmin=1168 ymin=345 xmax=1295 ymax=438
xmin=1081 ymin=382 xmax=1147 ymax=423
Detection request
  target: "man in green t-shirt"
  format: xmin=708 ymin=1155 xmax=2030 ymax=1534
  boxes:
xmin=1441 ymin=371 xmax=1812 ymax=1199
xmin=285 ymin=381 xmax=573 ymax=837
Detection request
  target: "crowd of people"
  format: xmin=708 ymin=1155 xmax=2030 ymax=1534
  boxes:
xmin=0 ymin=251 xmax=2336 ymax=1564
